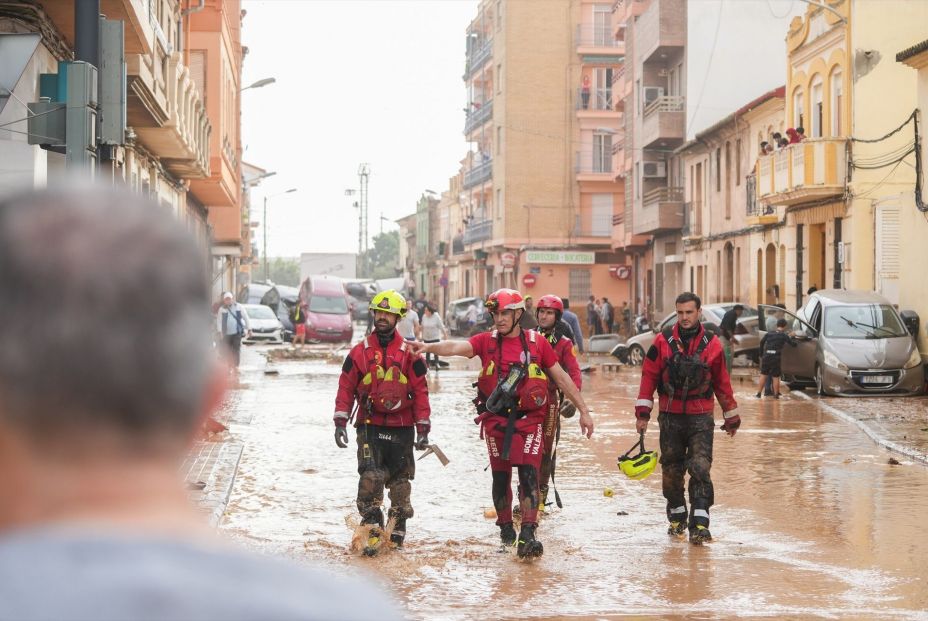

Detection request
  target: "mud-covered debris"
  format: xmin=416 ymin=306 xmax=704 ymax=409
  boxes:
xmin=603 ymin=487 xmax=614 ymax=497
xmin=888 ymin=457 xmax=901 ymax=465
xmin=616 ymin=511 xmax=629 ymax=516
xmin=483 ymin=508 xmax=497 ymax=519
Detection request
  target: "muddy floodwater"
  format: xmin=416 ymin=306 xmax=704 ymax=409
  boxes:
xmin=221 ymin=344 xmax=928 ymax=620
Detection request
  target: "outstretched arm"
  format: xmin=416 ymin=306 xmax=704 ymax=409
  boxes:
xmin=548 ymin=363 xmax=593 ymax=438
xmin=410 ymin=340 xmax=475 ymax=358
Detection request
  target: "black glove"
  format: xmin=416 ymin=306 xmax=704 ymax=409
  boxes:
xmin=334 ymin=426 xmax=349 ymax=448
xmin=415 ymin=424 xmax=429 ymax=450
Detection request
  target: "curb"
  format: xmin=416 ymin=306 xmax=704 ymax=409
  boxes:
xmin=794 ymin=391 xmax=928 ymax=466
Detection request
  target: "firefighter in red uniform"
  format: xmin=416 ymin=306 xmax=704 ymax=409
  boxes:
xmin=412 ymin=289 xmax=593 ymax=559
xmin=334 ymin=290 xmax=431 ymax=553
xmin=534 ymin=294 xmax=582 ymax=512
xmin=635 ymin=292 xmax=740 ymax=544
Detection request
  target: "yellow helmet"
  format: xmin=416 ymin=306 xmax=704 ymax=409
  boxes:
xmin=618 ymin=432 xmax=658 ymax=481
xmin=369 ymin=289 xmax=407 ymax=316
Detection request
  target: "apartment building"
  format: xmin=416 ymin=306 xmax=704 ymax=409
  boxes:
xmin=450 ymin=0 xmax=627 ymax=313
xmin=896 ymin=38 xmax=928 ymax=356
xmin=753 ymin=0 xmax=928 ymax=311
xmin=678 ymin=88 xmax=785 ymax=310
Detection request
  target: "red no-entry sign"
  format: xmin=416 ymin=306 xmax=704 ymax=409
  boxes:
xmin=522 ymin=273 xmax=537 ymax=288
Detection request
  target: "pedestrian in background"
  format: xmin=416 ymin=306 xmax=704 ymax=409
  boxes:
xmin=602 ymin=297 xmax=614 ymax=334
xmin=414 ymin=292 xmax=428 ymax=320
xmin=586 ymin=295 xmax=597 ymax=337
xmin=594 ymin=299 xmax=605 ymax=335
xmin=621 ymin=301 xmax=631 ymax=336
xmin=397 ymin=300 xmax=421 ymax=341
xmin=0 ymin=185 xmax=398 ymax=620
xmin=216 ymin=291 xmax=251 ymax=368
xmin=420 ymin=305 xmax=448 ymax=369
xmin=520 ymin=295 xmax=538 ymax=330
xmin=756 ymin=318 xmax=797 ymax=399
xmin=290 ymin=302 xmax=307 ymax=349
xmin=562 ymin=298 xmax=585 ymax=354
xmin=581 ymin=74 xmax=591 ymax=110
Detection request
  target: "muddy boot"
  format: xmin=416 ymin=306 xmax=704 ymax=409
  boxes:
xmin=689 ymin=525 xmax=712 ymax=545
xmin=667 ymin=521 xmax=687 ymax=538
xmin=499 ymin=522 xmax=517 ymax=547
xmin=363 ymin=527 xmax=383 ymax=557
xmin=390 ymin=519 xmax=406 ymax=548
xmin=516 ymin=523 xmax=543 ymax=559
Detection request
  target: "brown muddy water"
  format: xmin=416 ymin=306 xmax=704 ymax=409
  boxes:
xmin=220 ymin=344 xmax=928 ymax=620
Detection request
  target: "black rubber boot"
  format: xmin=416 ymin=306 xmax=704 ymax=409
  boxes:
xmin=668 ymin=521 xmax=687 ymax=537
xmin=390 ymin=519 xmax=406 ymax=548
xmin=689 ymin=525 xmax=713 ymax=544
xmin=516 ymin=523 xmax=544 ymax=558
xmin=499 ymin=522 xmax=517 ymax=546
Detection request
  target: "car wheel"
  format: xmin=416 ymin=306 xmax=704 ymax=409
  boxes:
xmin=815 ymin=365 xmax=827 ymax=396
xmin=627 ymin=344 xmax=645 ymax=366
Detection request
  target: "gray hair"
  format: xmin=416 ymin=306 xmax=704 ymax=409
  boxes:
xmin=0 ymin=185 xmax=213 ymax=444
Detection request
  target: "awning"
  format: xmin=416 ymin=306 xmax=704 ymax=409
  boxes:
xmin=787 ymin=200 xmax=847 ymax=225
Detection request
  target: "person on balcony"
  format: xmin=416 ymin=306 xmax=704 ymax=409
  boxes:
xmin=581 ymin=75 xmax=591 ymax=110
xmin=786 ymin=128 xmax=801 ymax=144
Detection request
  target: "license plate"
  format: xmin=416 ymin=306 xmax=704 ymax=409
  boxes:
xmin=861 ymin=375 xmax=893 ymax=384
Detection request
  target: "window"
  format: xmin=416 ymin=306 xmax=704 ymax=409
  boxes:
xmin=810 ymin=75 xmax=823 ymax=138
xmin=591 ymin=194 xmax=613 ymax=235
xmin=830 ymin=67 xmax=843 ymax=136
xmin=569 ymin=269 xmax=592 ymax=302
xmin=594 ymin=67 xmax=613 ymax=109
xmin=793 ymin=88 xmax=805 ymax=133
xmin=496 ymin=0 xmax=502 ymax=31
xmin=497 ymin=63 xmax=502 ymax=94
xmin=496 ymin=126 xmax=501 ymax=155
xmin=593 ymin=133 xmax=612 ymax=173
xmin=724 ymin=141 xmax=731 ymax=219
xmin=735 ymin=138 xmax=742 ymax=184
xmin=593 ymin=5 xmax=611 ymax=46
xmin=715 ymin=148 xmax=721 ymax=192
xmin=496 ymin=189 xmax=502 ymax=219
xmin=635 ymin=163 xmax=640 ymax=198
xmin=636 ymin=79 xmax=641 ymax=115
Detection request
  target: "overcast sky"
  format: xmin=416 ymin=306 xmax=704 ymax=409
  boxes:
xmin=240 ymin=0 xmax=803 ymax=259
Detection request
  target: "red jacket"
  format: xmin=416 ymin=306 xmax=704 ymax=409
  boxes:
xmin=334 ymin=332 xmax=431 ymax=429
xmin=545 ymin=332 xmax=581 ymax=393
xmin=637 ymin=324 xmax=738 ymax=416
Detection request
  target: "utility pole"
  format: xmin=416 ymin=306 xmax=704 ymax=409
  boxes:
xmin=358 ymin=163 xmax=370 ymax=277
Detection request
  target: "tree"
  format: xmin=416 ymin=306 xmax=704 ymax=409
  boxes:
xmin=365 ymin=231 xmax=399 ymax=279
xmin=266 ymin=257 xmax=301 ymax=287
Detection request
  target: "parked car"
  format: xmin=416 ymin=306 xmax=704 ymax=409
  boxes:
xmin=275 ymin=285 xmax=300 ymax=341
xmin=611 ymin=303 xmax=760 ymax=365
xmin=298 ymin=275 xmax=354 ymax=344
xmin=241 ymin=304 xmax=284 ymax=344
xmin=760 ymin=290 xmax=924 ymax=396
xmin=344 ymin=279 xmax=376 ymax=321
xmin=446 ymin=296 xmax=493 ymax=336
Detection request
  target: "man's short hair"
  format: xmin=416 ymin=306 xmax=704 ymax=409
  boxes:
xmin=776 ymin=318 xmax=788 ymax=328
xmin=562 ymin=298 xmax=571 ymax=309
xmin=675 ymin=292 xmax=701 ymax=309
xmin=0 ymin=185 xmax=213 ymax=446
xmin=734 ymin=304 xmax=744 ymax=312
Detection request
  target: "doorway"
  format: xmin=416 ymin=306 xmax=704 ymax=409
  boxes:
xmin=808 ymin=223 xmax=826 ymax=293
xmin=765 ymin=243 xmax=777 ymax=304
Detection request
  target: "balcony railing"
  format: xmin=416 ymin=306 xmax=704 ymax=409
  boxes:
xmin=464 ymin=39 xmax=493 ymax=79
xmin=576 ymin=88 xmax=615 ymax=111
xmin=756 ymin=139 xmax=848 ymax=206
xmin=575 ymin=150 xmax=613 ymax=175
xmin=644 ymin=95 xmax=684 ymax=116
xmin=575 ymin=25 xmax=622 ymax=49
xmin=644 ymin=186 xmax=684 ymax=206
xmin=463 ymin=159 xmax=493 ymax=189
xmin=682 ymin=201 xmax=702 ymax=237
xmin=463 ymin=219 xmax=493 ymax=245
xmin=611 ymin=63 xmax=626 ymax=85
xmin=574 ymin=212 xmax=614 ymax=237
xmin=464 ymin=99 xmax=493 ymax=134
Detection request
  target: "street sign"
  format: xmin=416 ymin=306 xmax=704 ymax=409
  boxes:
xmin=501 ymin=251 xmax=516 ymax=268
xmin=522 ymin=273 xmax=537 ymax=288
xmin=610 ymin=265 xmax=631 ymax=280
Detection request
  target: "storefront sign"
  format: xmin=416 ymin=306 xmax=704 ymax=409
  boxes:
xmin=525 ymin=250 xmax=595 ymax=265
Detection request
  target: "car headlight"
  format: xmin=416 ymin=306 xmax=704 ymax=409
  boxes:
xmin=823 ymin=350 xmax=849 ymax=372
xmin=904 ymin=348 xmax=923 ymax=369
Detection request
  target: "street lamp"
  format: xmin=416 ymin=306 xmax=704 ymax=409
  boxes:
xmin=263 ymin=188 xmax=298 ymax=282
xmin=242 ymin=77 xmax=276 ymax=92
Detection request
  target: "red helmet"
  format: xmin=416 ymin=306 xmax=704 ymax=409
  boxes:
xmin=485 ymin=288 xmax=525 ymax=312
xmin=535 ymin=295 xmax=564 ymax=313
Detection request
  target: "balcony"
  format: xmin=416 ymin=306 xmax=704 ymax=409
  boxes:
xmin=463 ymin=219 xmax=493 ymax=245
xmin=682 ymin=201 xmax=703 ymax=238
xmin=576 ymin=88 xmax=616 ymax=113
xmin=575 ymin=25 xmax=625 ymax=58
xmin=464 ymin=99 xmax=493 ymax=134
xmin=756 ymin=139 xmax=848 ymax=207
xmin=463 ymin=159 xmax=493 ymax=189
xmin=745 ymin=173 xmax=777 ymax=224
xmin=634 ymin=187 xmax=684 ymax=235
xmin=131 ymin=52 xmax=211 ymax=179
xmin=612 ymin=0 xmax=649 ymax=38
xmin=637 ymin=0 xmax=685 ymax=65
xmin=464 ymin=39 xmax=493 ymax=80
xmin=574 ymin=212 xmax=614 ymax=238
xmin=575 ymin=150 xmax=613 ymax=181
xmin=641 ymin=95 xmax=685 ymax=150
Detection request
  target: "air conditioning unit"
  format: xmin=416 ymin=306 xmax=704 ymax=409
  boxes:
xmin=643 ymin=86 xmax=664 ymax=105
xmin=642 ymin=161 xmax=666 ymax=178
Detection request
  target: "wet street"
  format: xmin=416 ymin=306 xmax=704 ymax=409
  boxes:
xmin=219 ymin=342 xmax=928 ymax=620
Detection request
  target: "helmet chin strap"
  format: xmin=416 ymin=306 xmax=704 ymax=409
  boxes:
xmin=499 ymin=309 xmax=523 ymax=337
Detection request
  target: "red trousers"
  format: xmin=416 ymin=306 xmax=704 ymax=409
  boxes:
xmin=482 ymin=412 xmax=544 ymax=526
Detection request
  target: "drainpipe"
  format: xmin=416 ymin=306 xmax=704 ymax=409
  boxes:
xmin=179 ymin=0 xmax=206 ymax=63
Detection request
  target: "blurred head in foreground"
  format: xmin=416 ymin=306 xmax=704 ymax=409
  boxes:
xmin=0 ymin=185 xmax=400 ymax=620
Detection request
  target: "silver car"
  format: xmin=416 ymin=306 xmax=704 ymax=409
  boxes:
xmin=612 ymin=303 xmax=760 ymax=365
xmin=760 ymin=290 xmax=924 ymax=396
xmin=241 ymin=304 xmax=285 ymax=345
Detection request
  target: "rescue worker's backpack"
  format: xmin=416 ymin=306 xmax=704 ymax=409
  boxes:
xmin=659 ymin=326 xmax=715 ymax=412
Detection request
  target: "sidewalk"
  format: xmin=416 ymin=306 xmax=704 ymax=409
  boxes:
xmin=795 ymin=392 xmax=928 ymax=466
